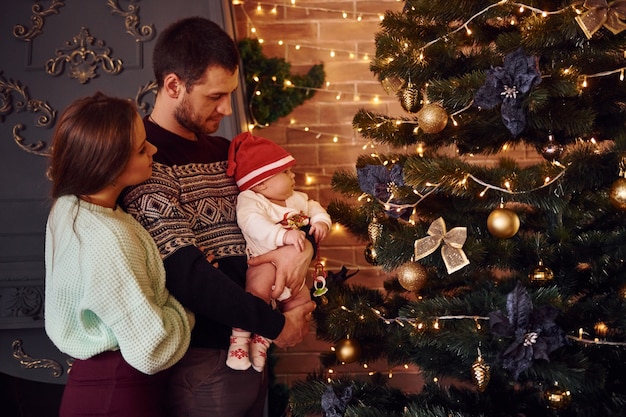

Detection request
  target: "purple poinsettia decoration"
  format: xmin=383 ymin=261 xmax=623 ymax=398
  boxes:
xmin=473 ymin=48 xmax=541 ymax=137
xmin=357 ymin=164 xmax=411 ymax=220
xmin=488 ymin=282 xmax=567 ymax=380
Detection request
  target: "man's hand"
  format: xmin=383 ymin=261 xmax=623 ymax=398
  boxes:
xmin=273 ymin=301 xmax=316 ymax=348
xmin=247 ymin=240 xmax=313 ymax=300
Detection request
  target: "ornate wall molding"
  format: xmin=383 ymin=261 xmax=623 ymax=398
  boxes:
xmin=12 ymin=0 xmax=65 ymax=42
xmin=0 ymin=72 xmax=55 ymax=156
xmin=108 ymin=0 xmax=155 ymax=42
xmin=12 ymin=339 xmax=64 ymax=377
xmin=45 ymin=27 xmax=123 ymax=84
xmin=1 ymin=285 xmax=44 ymax=321
xmin=135 ymin=80 xmax=157 ymax=114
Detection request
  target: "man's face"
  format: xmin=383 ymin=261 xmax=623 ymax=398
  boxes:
xmin=174 ymin=66 xmax=239 ymax=136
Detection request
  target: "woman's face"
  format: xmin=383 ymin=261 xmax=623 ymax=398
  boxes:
xmin=116 ymin=113 xmax=157 ymax=188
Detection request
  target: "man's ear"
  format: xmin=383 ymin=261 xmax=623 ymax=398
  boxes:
xmin=163 ymin=73 xmax=182 ymax=98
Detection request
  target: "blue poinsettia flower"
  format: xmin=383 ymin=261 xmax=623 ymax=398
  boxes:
xmin=489 ymin=282 xmax=567 ymax=379
xmin=357 ymin=164 xmax=411 ymax=219
xmin=473 ymin=48 xmax=542 ymax=137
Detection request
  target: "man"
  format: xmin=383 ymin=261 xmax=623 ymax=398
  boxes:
xmin=122 ymin=17 xmax=315 ymax=417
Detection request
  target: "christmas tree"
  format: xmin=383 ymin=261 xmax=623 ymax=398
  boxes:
xmin=289 ymin=1 xmax=626 ymax=416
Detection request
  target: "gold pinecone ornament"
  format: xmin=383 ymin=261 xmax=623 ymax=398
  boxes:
xmin=471 ymin=352 xmax=491 ymax=392
xmin=400 ymin=82 xmax=420 ymax=113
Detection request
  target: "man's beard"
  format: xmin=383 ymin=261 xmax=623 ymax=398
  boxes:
xmin=173 ymin=94 xmax=217 ymax=136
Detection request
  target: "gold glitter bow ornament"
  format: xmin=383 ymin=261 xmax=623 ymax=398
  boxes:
xmin=575 ymin=0 xmax=626 ymax=39
xmin=414 ymin=217 xmax=470 ymax=274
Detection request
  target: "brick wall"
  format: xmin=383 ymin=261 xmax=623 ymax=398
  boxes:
xmin=232 ymin=0 xmax=543 ymax=391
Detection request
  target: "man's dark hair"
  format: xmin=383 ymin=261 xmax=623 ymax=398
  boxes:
xmin=153 ymin=16 xmax=240 ymax=90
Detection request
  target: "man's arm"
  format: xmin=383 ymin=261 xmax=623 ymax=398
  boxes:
xmin=164 ymin=245 xmax=286 ymax=339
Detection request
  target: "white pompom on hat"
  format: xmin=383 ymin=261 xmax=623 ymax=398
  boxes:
xmin=226 ymin=131 xmax=296 ymax=191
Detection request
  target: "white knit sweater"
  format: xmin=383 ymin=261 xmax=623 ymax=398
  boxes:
xmin=44 ymin=195 xmax=192 ymax=375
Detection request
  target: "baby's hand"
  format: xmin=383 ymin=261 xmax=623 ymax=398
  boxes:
xmin=283 ymin=229 xmax=307 ymax=251
xmin=309 ymin=222 xmax=330 ymax=243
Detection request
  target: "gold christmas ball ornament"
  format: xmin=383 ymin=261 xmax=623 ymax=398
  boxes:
xmin=364 ymin=242 xmax=378 ymax=265
xmin=396 ymin=261 xmax=428 ymax=292
xmin=539 ymin=133 xmax=564 ymax=161
xmin=335 ymin=337 xmax=361 ymax=364
xmin=416 ymin=103 xmax=448 ymax=134
xmin=471 ymin=355 xmax=491 ymax=392
xmin=487 ymin=208 xmax=520 ymax=238
xmin=609 ymin=177 xmax=626 ymax=210
xmin=529 ymin=260 xmax=554 ymax=284
xmin=544 ymin=385 xmax=572 ymax=410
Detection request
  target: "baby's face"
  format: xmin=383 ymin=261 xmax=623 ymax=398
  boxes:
xmin=255 ymin=168 xmax=295 ymax=202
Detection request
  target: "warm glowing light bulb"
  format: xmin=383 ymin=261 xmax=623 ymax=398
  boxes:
xmin=333 ymin=136 xmax=338 ymax=143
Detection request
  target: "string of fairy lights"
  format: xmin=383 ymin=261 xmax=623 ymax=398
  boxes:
xmin=235 ymin=0 xmax=626 ymax=135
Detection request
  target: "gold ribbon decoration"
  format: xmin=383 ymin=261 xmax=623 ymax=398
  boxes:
xmin=575 ymin=0 xmax=626 ymax=39
xmin=413 ymin=217 xmax=470 ymax=274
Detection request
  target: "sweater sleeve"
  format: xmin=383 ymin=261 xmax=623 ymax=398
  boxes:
xmin=163 ymin=245 xmax=286 ymax=340
xmin=81 ymin=223 xmax=191 ymax=375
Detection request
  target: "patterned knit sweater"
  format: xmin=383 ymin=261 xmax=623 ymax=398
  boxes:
xmin=44 ymin=195 xmax=192 ymax=375
xmin=121 ymin=118 xmax=285 ymax=350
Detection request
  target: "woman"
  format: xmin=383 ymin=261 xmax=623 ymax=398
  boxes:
xmin=44 ymin=92 xmax=193 ymax=417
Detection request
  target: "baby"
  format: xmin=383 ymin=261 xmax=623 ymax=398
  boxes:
xmin=225 ymin=132 xmax=331 ymax=371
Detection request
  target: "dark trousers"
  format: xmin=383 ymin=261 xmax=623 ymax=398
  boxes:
xmin=166 ymin=347 xmax=267 ymax=417
xmin=60 ymin=350 xmax=170 ymax=417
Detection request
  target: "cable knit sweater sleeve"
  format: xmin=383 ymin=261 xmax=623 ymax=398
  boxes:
xmin=44 ymin=196 xmax=191 ymax=375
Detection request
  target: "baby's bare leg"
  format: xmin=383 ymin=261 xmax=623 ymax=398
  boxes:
xmin=279 ymin=279 xmax=312 ymax=312
xmin=245 ymin=262 xmax=277 ymax=304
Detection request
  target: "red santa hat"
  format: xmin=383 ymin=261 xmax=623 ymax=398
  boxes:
xmin=227 ymin=131 xmax=296 ymax=191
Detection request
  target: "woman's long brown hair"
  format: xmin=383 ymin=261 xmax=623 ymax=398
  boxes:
xmin=48 ymin=92 xmax=136 ymax=199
